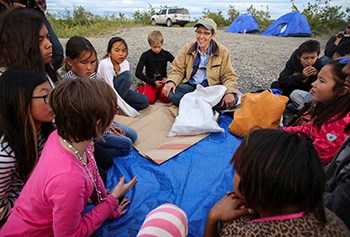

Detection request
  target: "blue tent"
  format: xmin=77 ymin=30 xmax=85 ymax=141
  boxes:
xmin=226 ymin=13 xmax=259 ymax=33
xmin=261 ymin=12 xmax=312 ymax=37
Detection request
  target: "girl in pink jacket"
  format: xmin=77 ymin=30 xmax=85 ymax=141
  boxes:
xmin=1 ymin=78 xmax=137 ymax=236
xmin=282 ymin=57 xmax=350 ymax=165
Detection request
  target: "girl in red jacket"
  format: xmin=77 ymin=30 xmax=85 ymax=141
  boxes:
xmin=282 ymin=57 xmax=350 ymax=165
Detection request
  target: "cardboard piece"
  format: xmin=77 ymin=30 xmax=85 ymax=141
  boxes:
xmin=114 ymin=104 xmax=209 ymax=164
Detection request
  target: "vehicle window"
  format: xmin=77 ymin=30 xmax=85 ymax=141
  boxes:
xmin=168 ymin=9 xmax=175 ymax=14
xmin=160 ymin=9 xmax=166 ymax=14
xmin=176 ymin=9 xmax=189 ymax=14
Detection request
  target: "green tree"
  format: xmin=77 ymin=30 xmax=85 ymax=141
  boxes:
xmin=227 ymin=5 xmax=240 ymax=23
xmin=72 ymin=5 xmax=95 ymax=26
xmin=132 ymin=4 xmax=156 ymax=24
xmin=246 ymin=4 xmax=272 ymax=31
xmin=201 ymin=8 xmax=227 ymax=26
xmin=297 ymin=0 xmax=348 ymax=35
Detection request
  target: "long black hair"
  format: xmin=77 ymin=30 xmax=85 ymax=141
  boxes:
xmin=0 ymin=67 xmax=55 ymax=181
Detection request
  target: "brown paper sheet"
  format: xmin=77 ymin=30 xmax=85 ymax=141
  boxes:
xmin=114 ymin=104 xmax=209 ymax=164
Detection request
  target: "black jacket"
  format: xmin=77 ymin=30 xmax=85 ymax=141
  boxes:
xmin=324 ymin=135 xmax=350 ymax=229
xmin=276 ymin=50 xmax=323 ymax=96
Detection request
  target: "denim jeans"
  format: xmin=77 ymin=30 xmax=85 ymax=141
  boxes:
xmin=167 ymin=83 xmax=196 ymax=106
xmin=114 ymin=71 xmax=149 ymax=110
xmin=96 ymin=122 xmax=137 ymax=157
xmin=168 ymin=83 xmax=227 ymax=110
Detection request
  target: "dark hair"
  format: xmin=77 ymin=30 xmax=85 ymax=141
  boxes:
xmin=50 ymin=78 xmax=117 ymax=143
xmin=296 ymin=40 xmax=321 ymax=57
xmin=0 ymin=7 xmax=45 ymax=73
xmin=104 ymin=36 xmax=128 ymax=58
xmin=232 ymin=129 xmax=326 ymax=223
xmin=0 ymin=7 xmax=60 ymax=83
xmin=335 ymin=37 xmax=350 ymax=57
xmin=312 ymin=59 xmax=350 ymax=132
xmin=64 ymin=36 xmax=98 ymax=72
xmin=0 ymin=67 xmax=55 ymax=181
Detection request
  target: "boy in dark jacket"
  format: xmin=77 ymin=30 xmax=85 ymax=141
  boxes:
xmin=271 ymin=40 xmax=323 ymax=98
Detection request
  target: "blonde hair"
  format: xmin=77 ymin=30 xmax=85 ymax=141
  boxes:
xmin=148 ymin=30 xmax=164 ymax=46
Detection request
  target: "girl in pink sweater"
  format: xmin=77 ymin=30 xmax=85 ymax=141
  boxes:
xmin=1 ymin=78 xmax=137 ymax=236
xmin=282 ymin=57 xmax=350 ymax=165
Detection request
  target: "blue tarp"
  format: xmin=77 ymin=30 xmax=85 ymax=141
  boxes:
xmin=90 ymin=114 xmax=242 ymax=237
xmin=225 ymin=14 xmax=259 ymax=34
xmin=260 ymin=12 xmax=312 ymax=37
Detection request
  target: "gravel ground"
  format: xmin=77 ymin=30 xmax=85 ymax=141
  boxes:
xmin=60 ymin=26 xmax=327 ymax=93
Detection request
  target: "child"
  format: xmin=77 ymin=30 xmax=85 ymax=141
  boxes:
xmin=0 ymin=7 xmax=60 ymax=84
xmin=63 ymin=36 xmax=137 ymax=159
xmin=282 ymin=58 xmax=350 ymax=165
xmin=0 ymin=67 xmax=55 ymax=226
xmin=290 ymin=38 xmax=350 ymax=110
xmin=271 ymin=40 xmax=323 ymax=100
xmin=0 ymin=78 xmax=138 ymax=236
xmin=204 ymin=129 xmax=349 ymax=237
xmin=97 ymin=36 xmax=149 ymax=111
xmin=135 ymin=30 xmax=174 ymax=104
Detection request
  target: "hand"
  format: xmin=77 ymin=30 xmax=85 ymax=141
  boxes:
xmin=111 ymin=126 xmax=126 ymax=136
xmin=111 ymin=176 xmax=137 ymax=199
xmin=117 ymin=197 xmax=131 ymax=216
xmin=113 ymin=63 xmax=120 ymax=75
xmin=221 ymin=93 xmax=237 ymax=109
xmin=303 ymin=66 xmax=318 ymax=77
xmin=335 ymin=31 xmax=345 ymax=45
xmin=345 ymin=76 xmax=350 ymax=88
xmin=162 ymin=82 xmax=176 ymax=97
xmin=155 ymin=80 xmax=164 ymax=88
xmin=13 ymin=2 xmax=26 ymax=7
xmin=208 ymin=193 xmax=252 ymax=223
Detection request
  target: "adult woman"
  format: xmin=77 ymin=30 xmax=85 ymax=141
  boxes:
xmin=0 ymin=67 xmax=55 ymax=226
xmin=162 ymin=18 xmax=238 ymax=110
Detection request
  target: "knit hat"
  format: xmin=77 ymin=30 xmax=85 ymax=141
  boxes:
xmin=194 ymin=18 xmax=217 ymax=32
xmin=137 ymin=203 xmax=188 ymax=237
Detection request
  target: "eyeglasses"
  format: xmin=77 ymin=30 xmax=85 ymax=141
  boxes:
xmin=195 ymin=30 xmax=211 ymax=36
xmin=32 ymin=94 xmax=50 ymax=104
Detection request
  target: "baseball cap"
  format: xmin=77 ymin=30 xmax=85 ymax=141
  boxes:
xmin=194 ymin=18 xmax=217 ymax=32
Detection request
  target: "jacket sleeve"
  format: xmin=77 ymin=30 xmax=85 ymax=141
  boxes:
xmin=0 ymin=148 xmax=21 ymax=222
xmin=47 ymin=173 xmax=119 ymax=237
xmin=277 ymin=60 xmax=305 ymax=87
xmin=96 ymin=59 xmax=116 ymax=90
xmin=166 ymin=51 xmax=175 ymax=63
xmin=167 ymin=45 xmax=190 ymax=86
xmin=135 ymin=52 xmax=156 ymax=87
xmin=219 ymin=47 xmax=238 ymax=95
xmin=324 ymin=176 xmax=350 ymax=229
xmin=280 ymin=122 xmax=312 ymax=138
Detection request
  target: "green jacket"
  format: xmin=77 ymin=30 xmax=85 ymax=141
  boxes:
xmin=166 ymin=40 xmax=238 ymax=95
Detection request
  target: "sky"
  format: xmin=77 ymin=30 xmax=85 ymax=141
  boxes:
xmin=47 ymin=0 xmax=350 ymax=20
